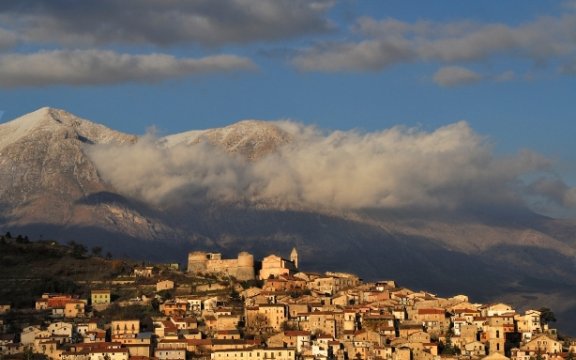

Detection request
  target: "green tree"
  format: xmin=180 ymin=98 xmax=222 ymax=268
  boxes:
xmin=538 ymin=307 xmax=557 ymax=326
xmin=441 ymin=335 xmax=457 ymax=355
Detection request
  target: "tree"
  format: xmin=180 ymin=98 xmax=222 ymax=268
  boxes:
xmin=68 ymin=241 xmax=87 ymax=258
xmin=441 ymin=336 xmax=458 ymax=356
xmin=539 ymin=307 xmax=557 ymax=326
xmin=91 ymin=246 xmax=103 ymax=257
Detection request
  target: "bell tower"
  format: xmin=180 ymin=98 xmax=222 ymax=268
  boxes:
xmin=290 ymin=247 xmax=299 ymax=269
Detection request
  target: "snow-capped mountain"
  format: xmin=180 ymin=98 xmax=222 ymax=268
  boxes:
xmin=161 ymin=119 xmax=292 ymax=160
xmin=2 ymin=108 xmax=576 ymax=333
xmin=0 ymin=108 xmax=176 ymax=243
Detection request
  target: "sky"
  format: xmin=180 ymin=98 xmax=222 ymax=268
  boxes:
xmin=0 ymin=0 xmax=575 ymax=216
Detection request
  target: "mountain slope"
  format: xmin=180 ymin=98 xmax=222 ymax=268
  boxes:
xmin=0 ymin=108 xmax=173 ymax=239
xmin=161 ymin=119 xmax=292 ymax=160
xmin=2 ymin=108 xmax=576 ymax=333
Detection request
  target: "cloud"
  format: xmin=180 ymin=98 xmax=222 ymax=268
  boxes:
xmin=433 ymin=66 xmax=482 ymax=87
xmin=560 ymin=59 xmax=576 ymax=74
xmin=293 ymin=39 xmax=414 ymax=72
xmin=0 ymin=28 xmax=18 ymax=50
xmin=0 ymin=50 xmax=256 ymax=87
xmin=0 ymin=0 xmax=334 ymax=47
xmin=495 ymin=70 xmax=516 ymax=82
xmin=528 ymin=178 xmax=576 ymax=208
xmin=87 ymin=121 xmax=558 ymax=211
xmin=293 ymin=14 xmax=576 ymax=72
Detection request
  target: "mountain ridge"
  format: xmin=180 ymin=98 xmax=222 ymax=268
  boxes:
xmin=2 ymin=108 xmax=576 ymax=333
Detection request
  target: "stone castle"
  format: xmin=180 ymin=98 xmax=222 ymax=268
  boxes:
xmin=187 ymin=251 xmax=255 ymax=281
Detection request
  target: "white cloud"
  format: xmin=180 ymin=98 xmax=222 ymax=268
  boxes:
xmin=433 ymin=66 xmax=482 ymax=87
xmin=0 ymin=50 xmax=256 ymax=87
xmin=293 ymin=39 xmax=413 ymax=72
xmin=0 ymin=0 xmax=334 ymax=46
xmin=87 ymin=121 xmax=555 ymax=210
xmin=294 ymin=14 xmax=576 ymax=73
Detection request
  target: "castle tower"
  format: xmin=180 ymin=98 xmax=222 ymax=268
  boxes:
xmin=290 ymin=247 xmax=299 ymax=269
xmin=187 ymin=251 xmax=208 ymax=273
xmin=236 ymin=251 xmax=255 ymax=280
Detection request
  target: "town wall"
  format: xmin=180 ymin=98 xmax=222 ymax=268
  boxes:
xmin=187 ymin=251 xmax=254 ymax=281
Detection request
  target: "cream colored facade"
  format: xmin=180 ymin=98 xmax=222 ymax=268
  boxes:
xmin=111 ymin=320 xmax=140 ymax=338
xmin=64 ymin=301 xmax=85 ymax=318
xmin=521 ymin=334 xmax=562 ymax=354
xmin=515 ymin=310 xmax=542 ymax=339
xmin=211 ymin=347 xmax=296 ymax=360
xmin=259 ymin=254 xmax=297 ymax=280
xmin=188 ymin=251 xmax=255 ymax=280
xmin=91 ymin=290 xmax=110 ymax=306
xmin=157 ymin=280 xmax=175 ymax=292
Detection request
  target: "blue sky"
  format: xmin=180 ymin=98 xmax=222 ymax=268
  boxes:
xmin=0 ymin=0 xmax=575 ymax=215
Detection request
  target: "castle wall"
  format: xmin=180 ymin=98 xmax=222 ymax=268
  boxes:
xmin=187 ymin=252 xmax=255 ymax=281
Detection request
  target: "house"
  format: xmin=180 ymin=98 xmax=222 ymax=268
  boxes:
xmin=48 ymin=321 xmax=73 ymax=339
xmin=521 ymin=334 xmax=562 ymax=355
xmin=215 ymin=330 xmax=242 ymax=340
xmin=157 ymin=280 xmax=175 ymax=292
xmin=297 ymin=311 xmax=337 ymax=337
xmin=483 ymin=303 xmax=515 ymax=317
xmin=35 ymin=339 xmax=62 ymax=360
xmin=216 ymin=314 xmax=241 ymax=331
xmin=0 ymin=333 xmax=15 ymax=354
xmin=515 ymin=310 xmax=542 ymax=340
xmin=21 ymin=326 xmax=42 ymax=345
xmin=84 ymin=329 xmax=107 ymax=343
xmin=268 ymin=331 xmax=311 ymax=354
xmin=462 ymin=341 xmax=486 ymax=357
xmin=245 ymin=304 xmax=287 ymax=332
xmin=161 ymin=300 xmax=188 ymax=316
xmin=91 ymin=290 xmax=111 ymax=310
xmin=63 ymin=342 xmax=125 ymax=360
xmin=65 ymin=300 xmax=86 ymax=318
xmin=133 ymin=266 xmax=154 ymax=277
xmin=155 ymin=339 xmax=187 ymax=360
xmin=210 ymin=347 xmax=296 ymax=360
xmin=484 ymin=314 xmax=516 ymax=354
xmin=413 ymin=308 xmax=449 ymax=335
xmin=111 ymin=320 xmax=140 ymax=339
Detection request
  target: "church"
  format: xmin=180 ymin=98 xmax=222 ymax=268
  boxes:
xmin=259 ymin=247 xmax=299 ymax=280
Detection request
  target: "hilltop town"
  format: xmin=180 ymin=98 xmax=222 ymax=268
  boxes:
xmin=0 ymin=235 xmax=569 ymax=360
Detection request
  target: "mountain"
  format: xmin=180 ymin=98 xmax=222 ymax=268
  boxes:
xmin=2 ymin=108 xmax=576 ymax=333
xmin=0 ymin=108 xmax=178 ymax=245
xmin=161 ymin=119 xmax=292 ymax=160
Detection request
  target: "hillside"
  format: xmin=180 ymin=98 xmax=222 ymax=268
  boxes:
xmin=1 ymin=108 xmax=576 ymax=333
xmin=0 ymin=233 xmax=136 ymax=308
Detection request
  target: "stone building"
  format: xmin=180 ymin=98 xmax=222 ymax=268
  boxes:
xmin=259 ymin=248 xmax=299 ymax=280
xmin=187 ymin=251 xmax=255 ymax=281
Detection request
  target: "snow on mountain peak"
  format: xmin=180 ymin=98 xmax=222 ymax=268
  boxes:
xmin=0 ymin=107 xmax=136 ymax=151
xmin=161 ymin=119 xmax=292 ymax=160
